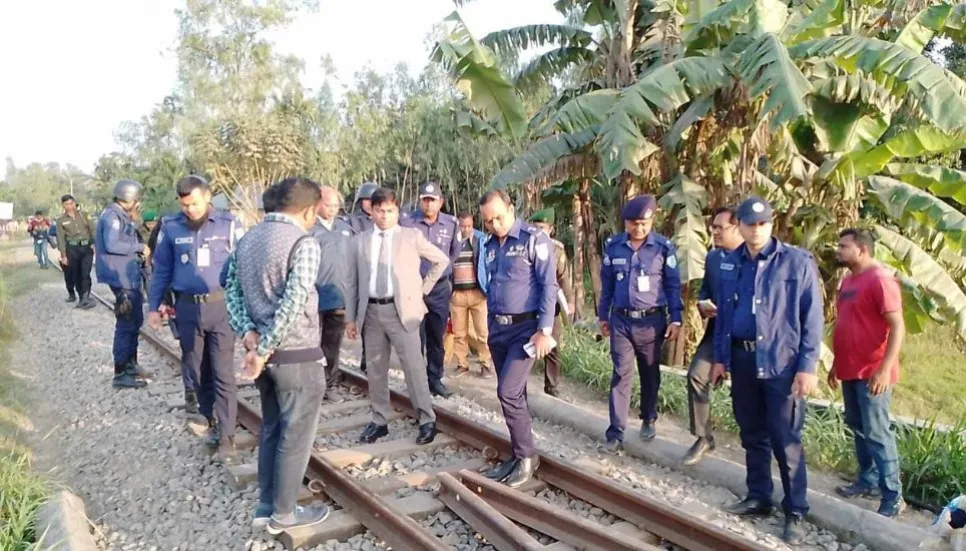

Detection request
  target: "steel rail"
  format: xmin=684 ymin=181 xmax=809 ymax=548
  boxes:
xmin=339 ymin=368 xmax=768 ymax=551
xmin=78 ymin=281 xmax=769 ymax=551
xmin=83 ymin=287 xmax=446 ymax=551
xmin=437 ymin=472 xmax=543 ymax=551
xmin=458 ymin=469 xmax=662 ymax=551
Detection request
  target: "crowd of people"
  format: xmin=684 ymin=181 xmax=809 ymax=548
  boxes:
xmin=43 ymin=174 xmax=905 ymax=545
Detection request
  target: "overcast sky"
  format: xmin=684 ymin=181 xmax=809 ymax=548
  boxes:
xmin=0 ymin=0 xmax=563 ymax=172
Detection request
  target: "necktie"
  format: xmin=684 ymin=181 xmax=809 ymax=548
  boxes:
xmin=376 ymin=231 xmax=390 ymax=297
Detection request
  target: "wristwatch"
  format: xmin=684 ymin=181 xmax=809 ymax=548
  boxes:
xmin=540 ymin=327 xmax=552 ymax=336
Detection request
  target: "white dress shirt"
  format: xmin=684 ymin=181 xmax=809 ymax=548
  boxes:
xmin=369 ymin=225 xmax=398 ymax=298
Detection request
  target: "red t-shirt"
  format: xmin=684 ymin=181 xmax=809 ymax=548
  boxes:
xmin=832 ymin=266 xmax=902 ymax=383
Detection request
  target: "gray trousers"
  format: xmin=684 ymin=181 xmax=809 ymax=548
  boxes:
xmin=256 ymin=361 xmax=325 ymax=518
xmin=364 ymin=303 xmax=436 ymax=426
xmin=687 ymin=336 xmax=715 ymax=439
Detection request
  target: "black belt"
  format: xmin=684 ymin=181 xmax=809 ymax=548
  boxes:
xmin=615 ymin=306 xmax=666 ymax=320
xmin=732 ymin=339 xmax=757 ymax=352
xmin=369 ymin=297 xmax=394 ymax=305
xmin=66 ymin=240 xmax=91 ymax=247
xmin=492 ymin=312 xmax=537 ymax=326
xmin=176 ymin=290 xmax=225 ymax=304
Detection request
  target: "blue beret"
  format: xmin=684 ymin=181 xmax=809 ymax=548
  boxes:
xmin=622 ymin=195 xmax=657 ymax=221
xmin=736 ymin=196 xmax=774 ymax=224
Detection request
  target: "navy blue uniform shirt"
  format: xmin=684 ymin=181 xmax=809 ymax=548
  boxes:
xmin=483 ymin=219 xmax=559 ymax=330
xmin=731 ymin=239 xmax=777 ymax=340
xmin=698 ymin=247 xmax=731 ymax=338
xmin=403 ymin=211 xmax=460 ymax=278
xmin=148 ymin=209 xmax=241 ymax=311
xmin=713 ymin=238 xmax=824 ymax=377
xmin=598 ymin=231 xmax=683 ymax=323
xmin=95 ymin=203 xmax=145 ymax=289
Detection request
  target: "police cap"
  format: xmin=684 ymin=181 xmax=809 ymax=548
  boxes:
xmin=736 ymin=196 xmax=774 ymax=224
xmin=418 ymin=181 xmax=442 ymax=199
xmin=529 ymin=207 xmax=555 ymax=225
xmin=622 ymin=195 xmax=657 ymax=221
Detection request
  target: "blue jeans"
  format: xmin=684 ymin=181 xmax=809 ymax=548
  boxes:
xmin=34 ymin=239 xmax=49 ymax=267
xmin=841 ymin=380 xmax=902 ymax=503
xmin=255 ymin=361 xmax=325 ymax=517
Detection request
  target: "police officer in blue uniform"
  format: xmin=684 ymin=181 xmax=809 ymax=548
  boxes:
xmin=403 ymin=181 xmax=460 ymax=398
xmin=347 ymin=182 xmax=377 ymax=234
xmin=479 ymin=188 xmax=558 ymax=488
xmin=312 ymin=185 xmax=354 ymax=388
xmin=599 ymin=195 xmax=683 ymax=454
xmin=682 ymin=206 xmax=744 ymax=466
xmin=711 ymin=197 xmax=823 ymax=544
xmin=147 ymin=175 xmax=243 ymax=463
xmin=95 ymin=179 xmax=150 ymax=389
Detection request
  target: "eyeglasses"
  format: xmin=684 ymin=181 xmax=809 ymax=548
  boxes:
xmin=711 ymin=224 xmax=736 ymax=232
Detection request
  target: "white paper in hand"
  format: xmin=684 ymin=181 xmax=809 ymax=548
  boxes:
xmin=523 ymin=336 xmax=558 ymax=358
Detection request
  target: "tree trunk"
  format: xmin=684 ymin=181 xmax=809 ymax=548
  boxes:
xmin=572 ymin=186 xmax=587 ymax=321
xmin=580 ymin=179 xmax=602 ymax=311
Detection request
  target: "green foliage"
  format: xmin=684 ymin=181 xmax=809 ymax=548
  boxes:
xmin=0 ymin=161 xmax=95 ymax=218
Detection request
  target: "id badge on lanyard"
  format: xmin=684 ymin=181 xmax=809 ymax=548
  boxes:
xmin=197 ymin=246 xmax=211 ymax=268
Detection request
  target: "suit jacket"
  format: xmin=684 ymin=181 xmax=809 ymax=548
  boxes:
xmin=346 ymin=225 xmax=450 ymax=332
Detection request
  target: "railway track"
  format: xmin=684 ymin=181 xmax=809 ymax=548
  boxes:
xmin=83 ymin=285 xmax=769 ymax=551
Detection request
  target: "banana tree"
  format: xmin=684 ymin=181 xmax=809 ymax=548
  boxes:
xmin=433 ymin=0 xmax=966 ymax=344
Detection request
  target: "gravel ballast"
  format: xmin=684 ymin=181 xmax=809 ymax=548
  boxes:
xmin=16 ymin=276 xmax=852 ymax=550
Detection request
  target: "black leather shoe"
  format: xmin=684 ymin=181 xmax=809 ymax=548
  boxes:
xmin=485 ymin=457 xmax=519 ymax=482
xmin=682 ymin=437 xmax=715 ymax=466
xmin=723 ymin=497 xmax=773 ymax=516
xmin=782 ymin=514 xmax=805 ymax=544
xmin=639 ymin=421 xmax=656 ymax=441
xmin=205 ymin=417 xmax=220 ymax=447
xmin=184 ymin=391 xmax=199 ymax=415
xmin=544 ymin=386 xmax=559 ymax=397
xmin=505 ymin=455 xmax=540 ymax=488
xmin=112 ymin=373 xmax=146 ymax=389
xmin=66 ymin=293 xmax=77 ymax=303
xmin=430 ymin=381 xmax=452 ymax=398
xmin=415 ymin=422 xmax=437 ymax=445
xmin=359 ymin=422 xmax=388 ymax=444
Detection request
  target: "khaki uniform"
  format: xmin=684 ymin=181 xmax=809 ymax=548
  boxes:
xmin=55 ymin=211 xmax=95 ymax=300
xmin=544 ymin=238 xmax=575 ymax=393
xmin=55 ymin=212 xmax=94 ymax=258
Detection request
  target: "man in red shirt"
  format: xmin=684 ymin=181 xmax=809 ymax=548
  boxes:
xmin=829 ymin=228 xmax=905 ymax=518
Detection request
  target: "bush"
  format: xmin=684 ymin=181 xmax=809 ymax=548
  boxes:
xmin=560 ymin=324 xmax=965 ymax=510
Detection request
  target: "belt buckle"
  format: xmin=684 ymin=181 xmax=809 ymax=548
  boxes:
xmin=629 ymin=310 xmax=642 ymax=319
xmin=744 ymin=341 xmax=756 ymax=352
xmin=195 ymin=294 xmax=207 ymax=304
xmin=496 ymin=314 xmax=512 ymax=326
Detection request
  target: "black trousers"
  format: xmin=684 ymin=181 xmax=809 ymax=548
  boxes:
xmin=320 ymin=309 xmax=346 ymax=385
xmin=65 ymin=245 xmax=93 ymax=295
xmin=420 ymin=280 xmax=452 ymax=386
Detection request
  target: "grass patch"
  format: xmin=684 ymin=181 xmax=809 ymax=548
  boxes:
xmin=891 ymin=323 xmax=966 ymax=425
xmin=560 ymin=324 xmax=966 ymax=510
xmin=0 ymin=253 xmax=54 ymax=548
